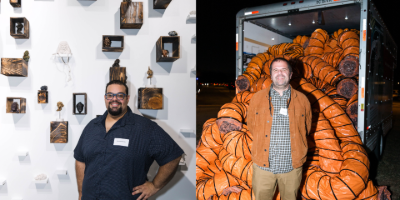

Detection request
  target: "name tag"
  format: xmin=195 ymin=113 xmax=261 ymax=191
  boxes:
xmin=114 ymin=138 xmax=129 ymax=147
xmin=279 ymin=108 xmax=288 ymax=115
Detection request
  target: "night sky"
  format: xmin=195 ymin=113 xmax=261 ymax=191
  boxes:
xmin=196 ymin=0 xmax=400 ymax=86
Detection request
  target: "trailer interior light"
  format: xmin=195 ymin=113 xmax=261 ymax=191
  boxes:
xmin=288 ymin=22 xmax=291 ymax=26
xmin=345 ymin=16 xmax=348 ymax=20
xmin=312 ymin=20 xmax=315 ymax=24
xmin=283 ymin=3 xmax=288 ymax=6
xmin=291 ymin=2 xmax=295 ymax=4
xmin=272 ymin=38 xmax=275 ymax=40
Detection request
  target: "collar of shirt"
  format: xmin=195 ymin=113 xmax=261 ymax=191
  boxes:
xmin=270 ymin=83 xmax=291 ymax=98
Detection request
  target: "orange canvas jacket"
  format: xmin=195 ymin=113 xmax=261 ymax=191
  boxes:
xmin=248 ymin=85 xmax=312 ymax=169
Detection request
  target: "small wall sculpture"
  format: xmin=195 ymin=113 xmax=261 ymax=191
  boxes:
xmin=138 ymin=88 xmax=163 ymax=109
xmin=10 ymin=17 xmax=29 ymax=39
xmin=73 ymin=93 xmax=87 ymax=115
xmin=109 ymin=59 xmax=127 ymax=84
xmin=38 ymin=86 xmax=48 ymax=104
xmin=50 ymin=121 xmax=68 ymax=143
xmin=6 ymin=97 xmax=26 ymax=114
xmin=120 ymin=1 xmax=143 ymax=29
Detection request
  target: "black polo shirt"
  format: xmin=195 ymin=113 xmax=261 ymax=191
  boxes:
xmin=74 ymin=106 xmax=184 ymax=200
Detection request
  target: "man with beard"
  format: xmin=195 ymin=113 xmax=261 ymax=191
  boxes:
xmin=247 ymin=58 xmax=312 ymax=200
xmin=74 ymin=80 xmax=184 ymax=200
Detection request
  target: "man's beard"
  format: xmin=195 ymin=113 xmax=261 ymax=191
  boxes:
xmin=108 ymin=102 xmax=123 ymax=116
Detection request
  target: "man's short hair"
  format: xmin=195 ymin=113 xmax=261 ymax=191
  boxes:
xmin=105 ymin=80 xmax=129 ymax=95
xmin=269 ymin=57 xmax=293 ymax=75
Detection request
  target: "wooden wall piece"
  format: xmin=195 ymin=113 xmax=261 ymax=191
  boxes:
xmin=156 ymin=36 xmax=180 ymax=62
xmin=138 ymin=88 xmax=163 ymax=109
xmin=153 ymin=0 xmax=171 ymax=9
xmin=109 ymin=66 xmax=127 ymax=84
xmin=10 ymin=17 xmax=29 ymax=39
xmin=102 ymin=35 xmax=124 ymax=52
xmin=6 ymin=97 xmax=26 ymax=114
xmin=10 ymin=0 xmax=21 ymax=7
xmin=120 ymin=2 xmax=143 ymax=29
xmin=1 ymin=58 xmax=28 ymax=77
xmin=38 ymin=91 xmax=48 ymax=104
xmin=73 ymin=93 xmax=87 ymax=115
xmin=50 ymin=121 xmax=68 ymax=143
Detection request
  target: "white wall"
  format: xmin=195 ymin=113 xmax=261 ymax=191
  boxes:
xmin=244 ymin=21 xmax=292 ymax=54
xmin=0 ymin=0 xmax=196 ymax=199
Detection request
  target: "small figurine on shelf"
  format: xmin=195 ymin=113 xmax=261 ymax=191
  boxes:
xmin=23 ymin=50 xmax=30 ymax=62
xmin=123 ymin=0 xmax=132 ymax=3
xmin=162 ymin=49 xmax=169 ymax=57
xmin=16 ymin=22 xmax=24 ymax=34
xmin=41 ymin=85 xmax=48 ymax=91
xmin=104 ymin=37 xmax=111 ymax=47
xmin=147 ymin=66 xmax=154 ymax=86
xmin=76 ymin=102 xmax=84 ymax=114
xmin=11 ymin=102 xmax=20 ymax=113
xmin=168 ymin=31 xmax=178 ymax=36
xmin=57 ymin=101 xmax=64 ymax=111
xmin=112 ymin=59 xmax=120 ymax=67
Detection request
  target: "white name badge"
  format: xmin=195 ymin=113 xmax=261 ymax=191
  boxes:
xmin=279 ymin=108 xmax=288 ymax=115
xmin=114 ymin=138 xmax=129 ymax=147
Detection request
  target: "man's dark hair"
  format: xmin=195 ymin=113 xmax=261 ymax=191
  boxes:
xmin=269 ymin=57 xmax=293 ymax=75
xmin=105 ymin=80 xmax=129 ymax=95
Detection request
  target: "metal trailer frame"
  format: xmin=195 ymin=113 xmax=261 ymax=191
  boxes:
xmin=235 ymin=0 xmax=397 ymax=152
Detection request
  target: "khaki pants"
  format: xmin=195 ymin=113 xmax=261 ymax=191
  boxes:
xmin=252 ymin=164 xmax=302 ymax=200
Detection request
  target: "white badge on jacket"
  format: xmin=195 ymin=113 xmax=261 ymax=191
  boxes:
xmin=279 ymin=108 xmax=288 ymax=115
xmin=114 ymin=138 xmax=129 ymax=147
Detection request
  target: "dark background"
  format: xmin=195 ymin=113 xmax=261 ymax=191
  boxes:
xmin=196 ymin=0 xmax=400 ymax=85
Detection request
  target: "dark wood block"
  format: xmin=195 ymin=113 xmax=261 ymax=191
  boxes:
xmin=10 ymin=17 xmax=29 ymax=39
xmin=50 ymin=121 xmax=68 ymax=143
xmin=10 ymin=0 xmax=21 ymax=7
xmin=153 ymin=0 xmax=171 ymax=9
xmin=38 ymin=91 xmax=48 ymax=104
xmin=1 ymin=58 xmax=28 ymax=77
xmin=138 ymin=88 xmax=163 ymax=109
xmin=102 ymin=35 xmax=124 ymax=52
xmin=73 ymin=93 xmax=87 ymax=115
xmin=110 ymin=66 xmax=127 ymax=84
xmin=156 ymin=36 xmax=180 ymax=62
xmin=120 ymin=2 xmax=143 ymax=29
xmin=6 ymin=97 xmax=26 ymax=114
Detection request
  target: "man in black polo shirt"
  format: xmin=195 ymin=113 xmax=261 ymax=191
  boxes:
xmin=74 ymin=80 xmax=184 ymax=200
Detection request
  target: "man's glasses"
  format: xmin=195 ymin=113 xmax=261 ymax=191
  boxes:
xmin=105 ymin=93 xmax=127 ymax=100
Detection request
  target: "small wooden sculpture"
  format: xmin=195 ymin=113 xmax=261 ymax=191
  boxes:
xmin=76 ymin=102 xmax=84 ymax=114
xmin=11 ymin=102 xmax=20 ymax=113
xmin=23 ymin=50 xmax=30 ymax=62
xmin=147 ymin=66 xmax=153 ymax=79
xmin=104 ymin=37 xmax=111 ymax=47
xmin=162 ymin=49 xmax=169 ymax=57
xmin=57 ymin=102 xmax=64 ymax=111
xmin=168 ymin=31 xmax=178 ymax=36
xmin=112 ymin=59 xmax=120 ymax=67
xmin=16 ymin=22 xmax=23 ymax=34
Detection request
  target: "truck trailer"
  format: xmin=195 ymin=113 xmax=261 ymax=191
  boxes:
xmin=236 ymin=0 xmax=397 ymax=159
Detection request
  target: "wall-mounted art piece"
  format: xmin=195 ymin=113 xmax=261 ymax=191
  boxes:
xmin=53 ymin=41 xmax=73 ymax=83
xmin=1 ymin=50 xmax=29 ymax=77
xmin=10 ymin=17 xmax=29 ymax=39
xmin=153 ymin=0 xmax=171 ymax=9
xmin=109 ymin=59 xmax=127 ymax=84
xmin=102 ymin=35 xmax=124 ymax=52
xmin=38 ymin=86 xmax=48 ymax=104
xmin=10 ymin=0 xmax=21 ymax=7
xmin=50 ymin=121 xmax=68 ymax=143
xmin=156 ymin=35 xmax=180 ymax=62
xmin=6 ymin=97 xmax=26 ymax=114
xmin=73 ymin=93 xmax=87 ymax=115
xmin=34 ymin=174 xmax=48 ymax=184
xmin=138 ymin=88 xmax=163 ymax=109
xmin=187 ymin=11 xmax=196 ymax=20
xmin=120 ymin=1 xmax=143 ymax=29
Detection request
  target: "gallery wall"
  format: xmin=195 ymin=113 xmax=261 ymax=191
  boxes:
xmin=0 ymin=0 xmax=196 ymax=199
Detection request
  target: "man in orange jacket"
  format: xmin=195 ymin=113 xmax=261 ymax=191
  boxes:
xmin=248 ymin=58 xmax=312 ymax=200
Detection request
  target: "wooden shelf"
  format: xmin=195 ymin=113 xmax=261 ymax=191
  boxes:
xmin=73 ymin=93 xmax=87 ymax=115
xmin=50 ymin=121 xmax=68 ymax=143
xmin=10 ymin=0 xmax=21 ymax=7
xmin=6 ymin=97 xmax=26 ymax=114
xmin=38 ymin=90 xmax=48 ymax=104
xmin=138 ymin=87 xmax=163 ymax=110
xmin=10 ymin=17 xmax=29 ymax=39
xmin=102 ymin=35 xmax=124 ymax=52
xmin=156 ymin=36 xmax=180 ymax=62
xmin=153 ymin=0 xmax=171 ymax=9
xmin=110 ymin=66 xmax=127 ymax=84
xmin=1 ymin=58 xmax=28 ymax=77
xmin=120 ymin=2 xmax=143 ymax=29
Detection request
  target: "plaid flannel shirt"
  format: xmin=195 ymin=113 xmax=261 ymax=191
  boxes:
xmin=256 ymin=85 xmax=293 ymax=174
